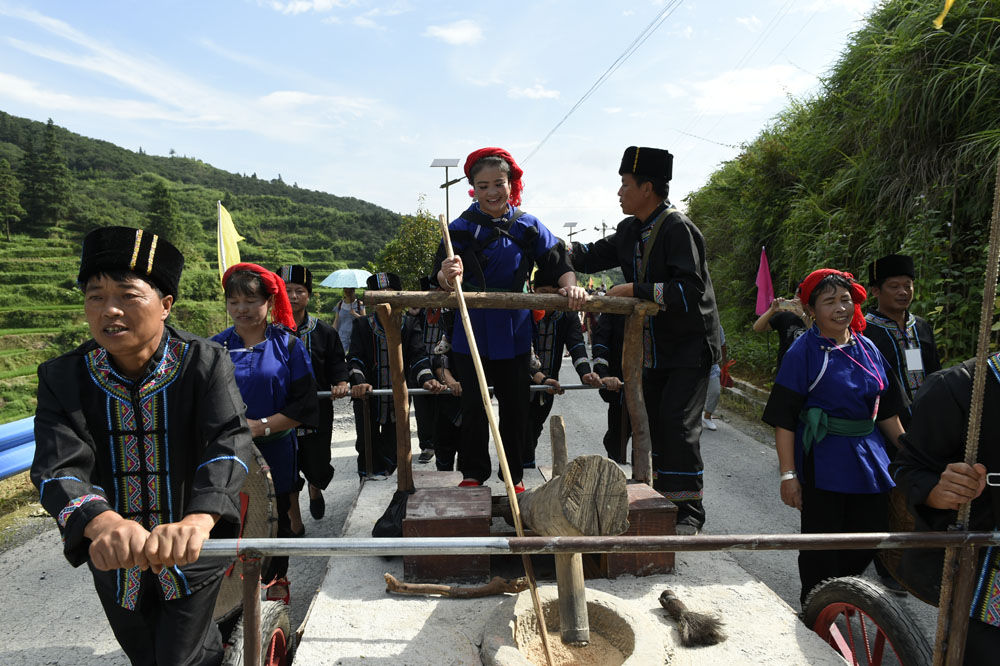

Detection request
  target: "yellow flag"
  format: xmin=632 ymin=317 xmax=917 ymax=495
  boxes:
xmin=933 ymin=0 xmax=955 ymax=29
xmin=217 ymin=201 xmax=244 ymax=287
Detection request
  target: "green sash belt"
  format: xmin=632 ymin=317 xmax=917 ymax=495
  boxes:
xmin=253 ymin=428 xmax=294 ymax=445
xmin=800 ymin=408 xmax=874 ymax=454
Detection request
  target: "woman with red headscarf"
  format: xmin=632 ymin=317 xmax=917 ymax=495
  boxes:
xmin=761 ymin=268 xmax=906 ymax=607
xmin=213 ymin=263 xmax=318 ymax=603
xmin=432 ymin=147 xmax=585 ymax=490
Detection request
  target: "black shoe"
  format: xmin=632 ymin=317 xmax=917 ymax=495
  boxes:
xmin=417 ymin=450 xmax=435 ymax=464
xmin=309 ymin=493 xmax=325 ymax=520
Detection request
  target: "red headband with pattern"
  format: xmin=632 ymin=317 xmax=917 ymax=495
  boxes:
xmin=799 ymin=268 xmax=867 ymax=333
xmin=222 ymin=262 xmax=297 ymax=331
xmin=465 ymin=147 xmax=524 ymax=208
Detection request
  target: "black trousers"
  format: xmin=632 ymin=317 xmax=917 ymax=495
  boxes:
xmin=434 ymin=396 xmax=462 ymax=471
xmin=600 ymin=391 xmax=631 ymax=463
xmin=353 ymin=398 xmax=398 ymax=476
xmin=412 ymin=394 xmax=436 ymax=451
xmin=799 ymin=484 xmax=889 ymax=606
xmin=525 ymin=392 xmax=554 ymax=467
xmin=94 ymin=568 xmax=225 ymax=666
xmin=453 ymin=352 xmax=529 ymax=484
xmin=644 ymin=364 xmax=709 ymax=527
xmin=965 ymin=618 xmax=1000 ymax=665
xmin=296 ymin=407 xmax=335 ymax=490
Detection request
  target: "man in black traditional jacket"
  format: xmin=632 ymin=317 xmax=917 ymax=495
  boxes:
xmin=891 ymin=355 xmax=1000 ymax=661
xmin=31 ymin=226 xmax=252 ymax=666
xmin=864 ymin=253 xmax=940 ymax=427
xmin=571 ymin=146 xmax=721 ymax=533
xmin=280 ymin=264 xmax=350 ymax=524
xmin=348 ymin=272 xmax=432 ymax=477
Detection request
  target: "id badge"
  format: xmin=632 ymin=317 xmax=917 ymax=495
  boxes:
xmin=904 ymin=348 xmax=924 ymax=374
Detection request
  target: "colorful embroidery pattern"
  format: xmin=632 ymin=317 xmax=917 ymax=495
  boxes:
xmin=653 ymin=282 xmax=665 ymax=306
xmin=972 ymin=547 xmax=1000 ymax=628
xmin=85 ymin=334 xmax=190 ymax=609
xmin=864 ymin=311 xmax=923 ymax=391
xmin=658 ymin=489 xmax=704 ymax=501
xmin=57 ymin=494 xmax=106 ymax=528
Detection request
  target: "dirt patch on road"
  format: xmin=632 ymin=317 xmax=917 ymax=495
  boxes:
xmin=0 ymin=471 xmax=48 ymax=552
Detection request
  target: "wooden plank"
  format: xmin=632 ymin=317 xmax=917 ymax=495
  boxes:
xmin=623 ymin=309 xmax=652 ymax=484
xmin=375 ymin=304 xmax=412 ymax=493
xmin=599 ymin=483 xmax=677 ymax=579
xmin=403 ymin=487 xmax=492 ymax=583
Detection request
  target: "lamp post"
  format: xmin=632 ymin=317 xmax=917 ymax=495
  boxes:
xmin=431 ymin=158 xmax=462 ymax=224
xmin=593 ymin=220 xmax=608 ymax=239
xmin=564 ymin=222 xmax=579 ymax=243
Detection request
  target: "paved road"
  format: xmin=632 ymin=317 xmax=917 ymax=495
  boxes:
xmin=0 ymin=356 xmax=939 ymax=663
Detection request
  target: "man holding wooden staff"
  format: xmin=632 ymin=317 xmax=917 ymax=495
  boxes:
xmin=571 ymin=146 xmax=721 ymax=534
xmin=891 ymin=356 xmax=1000 ymax=661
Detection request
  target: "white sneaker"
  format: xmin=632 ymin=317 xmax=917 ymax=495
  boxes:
xmin=702 ymin=417 xmax=717 ymax=431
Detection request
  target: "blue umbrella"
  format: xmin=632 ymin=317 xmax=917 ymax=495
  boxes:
xmin=319 ymin=268 xmax=372 ymax=289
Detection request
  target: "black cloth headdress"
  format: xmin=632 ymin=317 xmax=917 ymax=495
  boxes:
xmin=77 ymin=226 xmax=184 ymax=300
xmin=367 ymin=272 xmax=402 ymax=291
xmin=277 ymin=265 xmax=313 ymax=293
xmin=868 ymin=254 xmax=915 ymax=286
xmin=619 ymin=146 xmax=673 ymax=181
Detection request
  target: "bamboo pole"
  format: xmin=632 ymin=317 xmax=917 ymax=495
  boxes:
xmin=436 ymin=220 xmax=555 ymax=666
xmin=375 ymin=304 xmax=413 ymax=492
xmin=932 ymin=153 xmax=1000 ymax=665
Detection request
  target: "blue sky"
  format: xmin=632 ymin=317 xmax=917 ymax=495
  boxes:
xmin=0 ymin=0 xmax=876 ymax=244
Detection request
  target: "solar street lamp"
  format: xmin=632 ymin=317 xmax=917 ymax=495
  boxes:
xmin=431 ymin=158 xmax=462 ymax=224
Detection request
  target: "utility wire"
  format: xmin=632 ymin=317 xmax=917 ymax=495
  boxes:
xmin=522 ymin=0 xmax=685 ymax=164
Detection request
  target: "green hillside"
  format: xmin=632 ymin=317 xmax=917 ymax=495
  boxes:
xmin=0 ymin=111 xmax=406 ymax=425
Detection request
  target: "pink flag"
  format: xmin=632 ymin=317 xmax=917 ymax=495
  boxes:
xmin=755 ymin=246 xmax=774 ymax=315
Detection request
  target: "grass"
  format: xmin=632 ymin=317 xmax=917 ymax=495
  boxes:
xmin=0 ymin=365 xmax=40 ymax=381
xmin=0 ymin=472 xmax=43 ymax=548
xmin=0 ymin=328 xmax=63 ymax=336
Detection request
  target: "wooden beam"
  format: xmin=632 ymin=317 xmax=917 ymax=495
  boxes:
xmin=364 ymin=291 xmax=660 ymax=316
xmin=375 ymin=303 xmax=413 ymax=492
xmin=623 ymin=307 xmax=652 ymax=484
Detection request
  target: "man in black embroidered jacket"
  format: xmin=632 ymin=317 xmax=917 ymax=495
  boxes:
xmin=571 ymin=146 xmax=721 ymax=533
xmin=864 ymin=253 xmax=940 ymax=427
xmin=31 ymin=226 xmax=251 ymax=666
xmin=348 ymin=272 xmax=432 ymax=477
xmin=890 ymin=356 xmax=999 ymax=661
xmin=280 ymin=264 xmax=350 ymax=524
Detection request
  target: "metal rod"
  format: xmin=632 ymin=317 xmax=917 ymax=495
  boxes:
xmin=198 ymin=532 xmax=1000 ymax=558
xmin=319 ymin=383 xmax=606 ymax=398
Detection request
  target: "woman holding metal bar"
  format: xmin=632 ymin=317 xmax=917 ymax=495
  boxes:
xmin=761 ymin=268 xmax=905 ymax=607
xmin=214 ymin=263 xmax=319 ymax=603
xmin=432 ymin=147 xmax=585 ymax=490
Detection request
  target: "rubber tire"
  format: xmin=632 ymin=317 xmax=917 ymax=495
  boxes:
xmin=803 ymin=576 xmax=932 ymax=666
xmin=222 ymin=601 xmax=294 ymax=666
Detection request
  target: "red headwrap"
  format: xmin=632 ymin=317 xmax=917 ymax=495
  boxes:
xmin=464 ymin=147 xmax=524 ymax=208
xmin=798 ymin=268 xmax=867 ymax=334
xmin=222 ymin=262 xmax=297 ymax=332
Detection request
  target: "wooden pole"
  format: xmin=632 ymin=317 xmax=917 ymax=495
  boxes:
xmin=241 ymin=556 xmax=262 ymax=666
xmin=437 ymin=219 xmax=555 ymax=666
xmin=622 ymin=306 xmax=653 ymax=484
xmin=932 ymin=153 xmax=1000 ymax=665
xmin=549 ymin=416 xmax=589 ymax=645
xmin=375 ymin=304 xmax=413 ymax=492
xmin=364 ymin=290 xmax=659 ymax=316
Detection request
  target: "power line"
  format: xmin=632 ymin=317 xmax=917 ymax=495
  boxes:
xmin=522 ymin=0 xmax=685 ymax=164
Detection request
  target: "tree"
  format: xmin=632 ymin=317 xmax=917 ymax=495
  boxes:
xmin=371 ymin=197 xmax=441 ymax=289
xmin=18 ymin=119 xmax=70 ymax=233
xmin=0 ymin=159 xmax=25 ymax=241
xmin=145 ymin=179 xmax=184 ymax=246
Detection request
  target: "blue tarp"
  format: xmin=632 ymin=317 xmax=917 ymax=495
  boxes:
xmin=0 ymin=417 xmax=34 ymax=480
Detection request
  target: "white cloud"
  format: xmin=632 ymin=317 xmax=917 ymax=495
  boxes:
xmin=507 ymin=84 xmax=559 ymax=100
xmin=262 ymin=0 xmax=356 ymax=15
xmin=423 ymin=19 xmax=482 ymax=45
xmin=795 ymin=0 xmax=875 ymax=19
xmin=603 ymin=107 xmax=623 ymax=114
xmin=687 ymin=65 xmax=817 ymax=115
xmin=353 ymin=15 xmax=380 ymax=29
xmin=0 ymin=7 xmax=388 ymax=142
xmin=663 ymin=83 xmax=685 ymax=98
xmin=736 ymin=15 xmax=761 ymax=31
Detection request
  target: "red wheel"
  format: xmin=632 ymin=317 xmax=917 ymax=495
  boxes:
xmin=803 ymin=577 xmax=931 ymax=666
xmin=264 ymin=621 xmax=288 ymax=666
